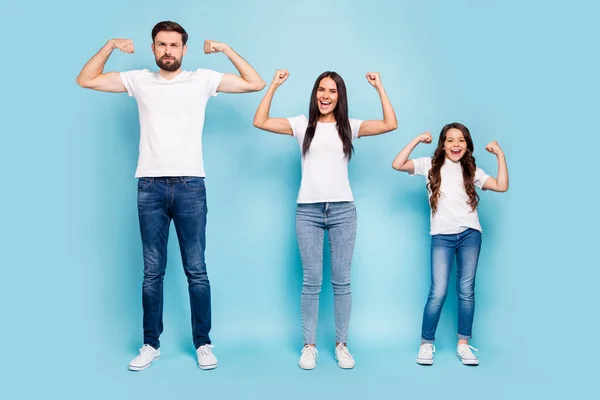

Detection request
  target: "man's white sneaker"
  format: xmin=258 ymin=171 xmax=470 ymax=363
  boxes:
xmin=456 ymin=344 xmax=479 ymax=365
xmin=335 ymin=343 xmax=355 ymax=369
xmin=416 ymin=343 xmax=435 ymax=365
xmin=128 ymin=344 xmax=160 ymax=371
xmin=298 ymin=345 xmax=318 ymax=370
xmin=197 ymin=344 xmax=218 ymax=370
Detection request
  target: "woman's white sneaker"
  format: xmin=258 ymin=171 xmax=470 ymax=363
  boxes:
xmin=416 ymin=343 xmax=435 ymax=365
xmin=298 ymin=345 xmax=318 ymax=370
xmin=197 ymin=344 xmax=218 ymax=370
xmin=128 ymin=344 xmax=160 ymax=371
xmin=335 ymin=343 xmax=355 ymax=369
xmin=456 ymin=344 xmax=479 ymax=365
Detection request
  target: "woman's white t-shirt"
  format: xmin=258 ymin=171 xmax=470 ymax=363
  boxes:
xmin=411 ymin=157 xmax=490 ymax=235
xmin=287 ymin=115 xmax=363 ymax=204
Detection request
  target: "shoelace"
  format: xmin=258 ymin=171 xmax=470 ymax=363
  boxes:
xmin=139 ymin=345 xmax=155 ymax=356
xmin=301 ymin=345 xmax=318 ymax=359
xmin=197 ymin=344 xmax=214 ymax=356
xmin=336 ymin=344 xmax=353 ymax=360
xmin=457 ymin=344 xmax=478 ymax=358
xmin=421 ymin=344 xmax=436 ymax=357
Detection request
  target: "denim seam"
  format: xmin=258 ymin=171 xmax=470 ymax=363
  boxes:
xmin=182 ymin=181 xmax=206 ymax=192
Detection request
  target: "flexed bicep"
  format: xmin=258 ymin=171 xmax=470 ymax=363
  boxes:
xmin=79 ymin=72 xmax=127 ymax=93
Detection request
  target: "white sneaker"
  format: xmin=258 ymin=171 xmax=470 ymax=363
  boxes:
xmin=298 ymin=345 xmax=318 ymax=370
xmin=197 ymin=344 xmax=218 ymax=370
xmin=128 ymin=344 xmax=160 ymax=371
xmin=456 ymin=344 xmax=479 ymax=365
xmin=416 ymin=343 xmax=436 ymax=365
xmin=335 ymin=343 xmax=355 ymax=369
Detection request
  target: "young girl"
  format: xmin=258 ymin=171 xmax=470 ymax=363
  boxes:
xmin=392 ymin=123 xmax=509 ymax=366
xmin=253 ymin=70 xmax=397 ymax=369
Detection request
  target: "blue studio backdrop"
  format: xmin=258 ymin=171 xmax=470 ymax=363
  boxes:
xmin=2 ymin=0 xmax=598 ymax=399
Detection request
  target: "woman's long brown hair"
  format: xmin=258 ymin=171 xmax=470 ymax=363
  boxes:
xmin=428 ymin=123 xmax=479 ymax=215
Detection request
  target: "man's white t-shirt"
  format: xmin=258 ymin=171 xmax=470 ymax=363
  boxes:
xmin=287 ymin=115 xmax=363 ymax=203
xmin=120 ymin=68 xmax=223 ymax=178
xmin=411 ymin=157 xmax=490 ymax=235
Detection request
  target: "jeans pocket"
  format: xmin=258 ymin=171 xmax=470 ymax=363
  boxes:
xmin=183 ymin=177 xmax=206 ymax=192
xmin=137 ymin=178 xmax=153 ymax=191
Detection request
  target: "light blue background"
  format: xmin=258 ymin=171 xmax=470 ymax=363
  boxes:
xmin=2 ymin=0 xmax=598 ymax=398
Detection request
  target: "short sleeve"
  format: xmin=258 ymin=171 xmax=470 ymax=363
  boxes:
xmin=287 ymin=115 xmax=309 ymax=141
xmin=194 ymin=68 xmax=224 ymax=97
xmin=410 ymin=157 xmax=432 ymax=177
xmin=474 ymin=167 xmax=490 ymax=189
xmin=120 ymin=69 xmax=147 ymax=97
xmin=349 ymin=119 xmax=363 ymax=139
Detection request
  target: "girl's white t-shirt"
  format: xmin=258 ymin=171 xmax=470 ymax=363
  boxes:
xmin=287 ymin=115 xmax=363 ymax=204
xmin=411 ymin=157 xmax=490 ymax=235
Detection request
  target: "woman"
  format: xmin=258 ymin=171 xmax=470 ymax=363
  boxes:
xmin=253 ymin=69 xmax=397 ymax=369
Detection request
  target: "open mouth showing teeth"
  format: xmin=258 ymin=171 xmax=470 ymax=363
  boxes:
xmin=451 ymin=149 xmax=461 ymax=155
xmin=320 ymin=101 xmax=331 ymax=107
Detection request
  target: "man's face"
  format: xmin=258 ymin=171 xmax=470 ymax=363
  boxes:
xmin=152 ymin=31 xmax=187 ymax=72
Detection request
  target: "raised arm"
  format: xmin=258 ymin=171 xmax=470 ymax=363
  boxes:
xmin=391 ymin=131 xmax=432 ymax=173
xmin=203 ymin=40 xmax=266 ymax=93
xmin=358 ymin=72 xmax=398 ymax=137
xmin=252 ymin=70 xmax=293 ymax=135
xmin=76 ymin=39 xmax=134 ymax=92
xmin=482 ymin=141 xmax=509 ymax=192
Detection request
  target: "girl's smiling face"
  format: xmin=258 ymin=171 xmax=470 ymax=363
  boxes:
xmin=444 ymin=128 xmax=467 ymax=161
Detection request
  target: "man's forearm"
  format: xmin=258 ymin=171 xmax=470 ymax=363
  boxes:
xmin=76 ymin=41 xmax=118 ymax=86
xmin=222 ymin=46 xmax=265 ymax=88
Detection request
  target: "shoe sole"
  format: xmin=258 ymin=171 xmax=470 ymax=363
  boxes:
xmin=128 ymin=356 xmax=160 ymax=371
xmin=198 ymin=362 xmax=218 ymax=370
xmin=416 ymin=358 xmax=434 ymax=365
xmin=456 ymin=354 xmax=479 ymax=366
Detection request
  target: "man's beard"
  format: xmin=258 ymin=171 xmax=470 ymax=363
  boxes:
xmin=156 ymin=55 xmax=182 ymax=72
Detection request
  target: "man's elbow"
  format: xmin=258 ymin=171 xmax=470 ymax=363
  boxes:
xmin=382 ymin=121 xmax=398 ymax=133
xmin=76 ymin=76 xmax=91 ymax=88
xmin=75 ymin=76 xmax=86 ymax=88
xmin=252 ymin=79 xmax=266 ymax=92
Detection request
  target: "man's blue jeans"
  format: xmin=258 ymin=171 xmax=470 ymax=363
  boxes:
xmin=137 ymin=176 xmax=211 ymax=349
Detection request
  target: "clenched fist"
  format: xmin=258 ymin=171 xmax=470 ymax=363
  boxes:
xmin=110 ymin=38 xmax=134 ymax=53
xmin=419 ymin=131 xmax=433 ymax=144
xmin=204 ymin=40 xmax=229 ymax=54
xmin=485 ymin=140 xmax=503 ymax=155
xmin=366 ymin=72 xmax=383 ymax=89
xmin=271 ymin=69 xmax=289 ymax=87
